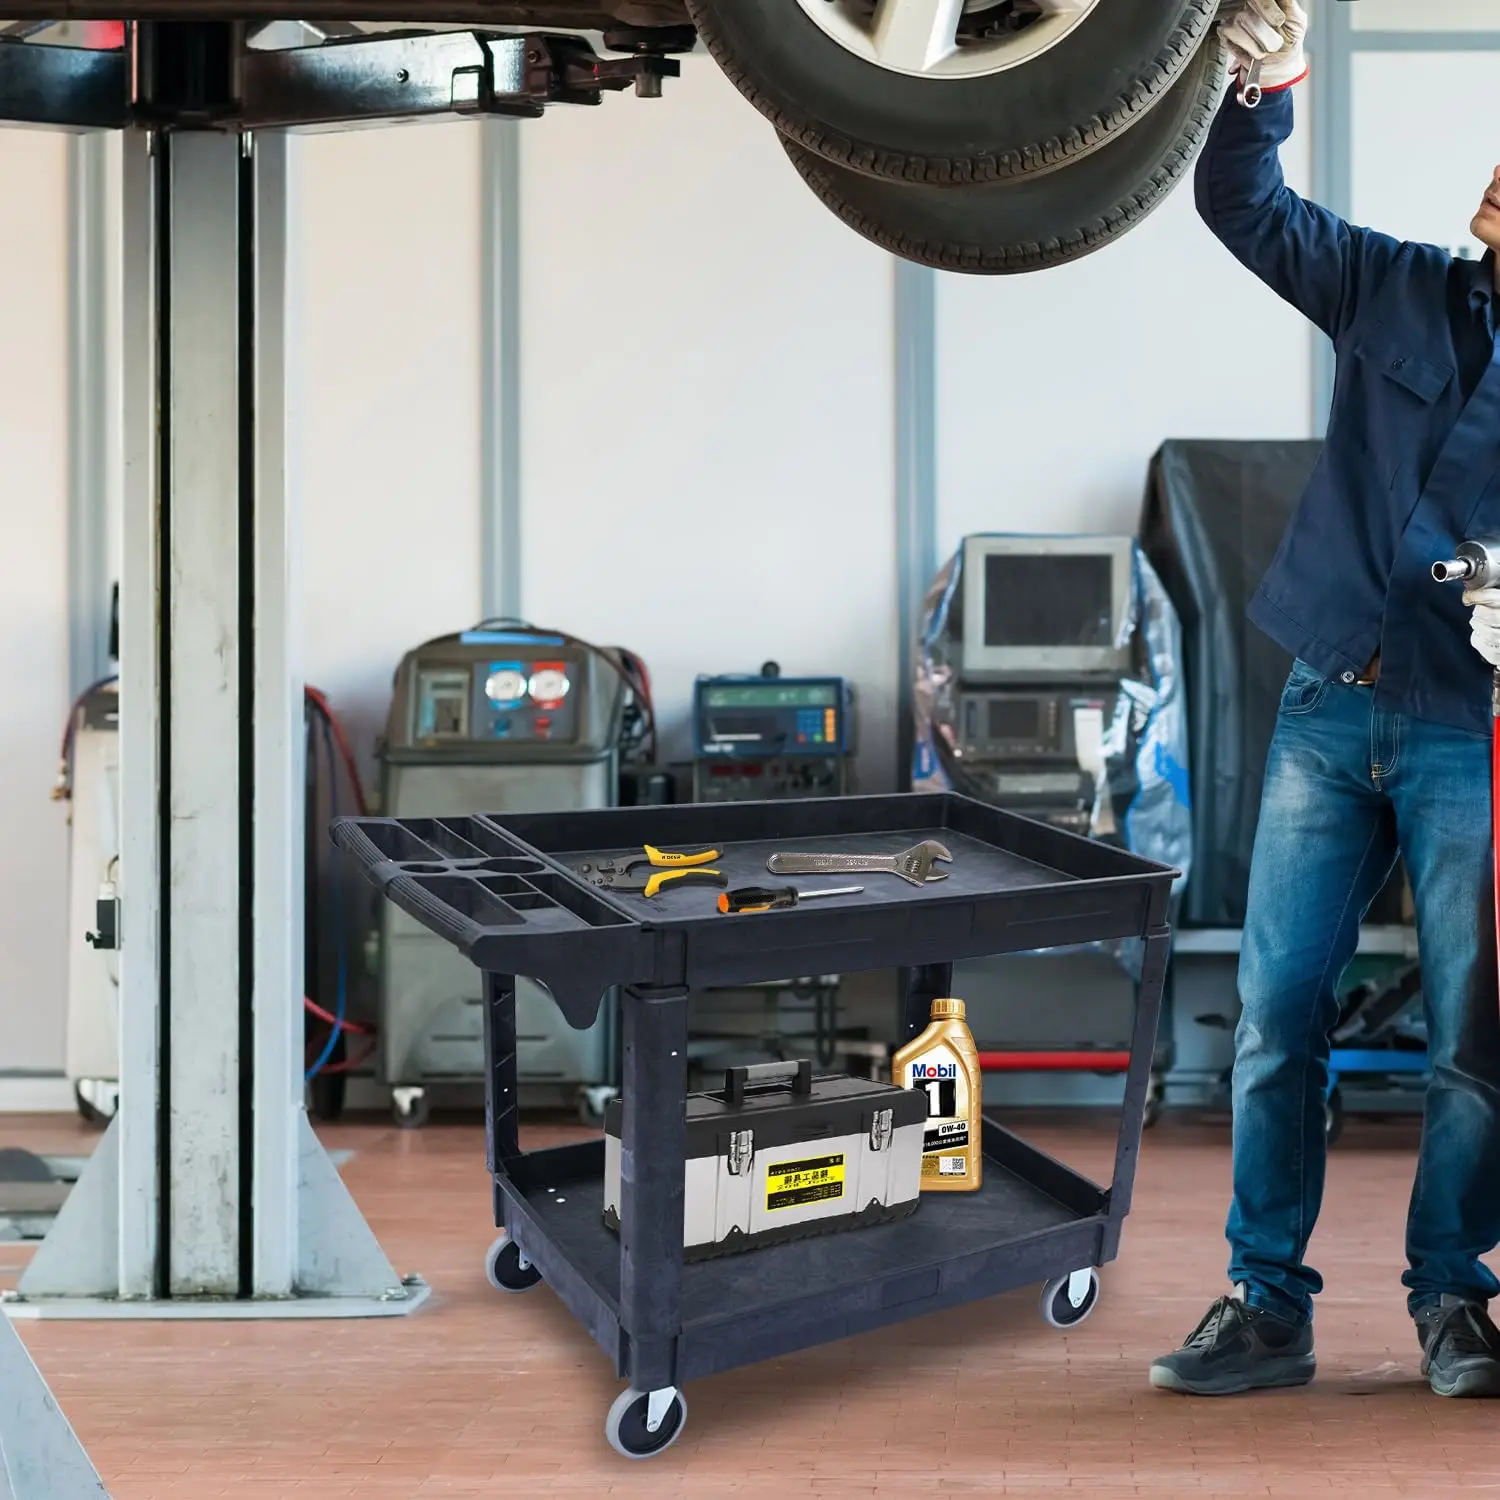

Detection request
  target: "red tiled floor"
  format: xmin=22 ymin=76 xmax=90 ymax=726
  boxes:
xmin=2 ymin=1108 xmax=1494 ymax=1497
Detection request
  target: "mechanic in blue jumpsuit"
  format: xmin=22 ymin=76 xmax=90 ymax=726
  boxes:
xmin=1149 ymin=0 xmax=1500 ymax=1399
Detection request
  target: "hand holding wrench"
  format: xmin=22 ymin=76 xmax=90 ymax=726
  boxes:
xmin=1238 ymin=56 xmax=1263 ymax=109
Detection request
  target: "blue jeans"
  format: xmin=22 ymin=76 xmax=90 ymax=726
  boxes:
xmin=1228 ymin=660 xmax=1500 ymax=1323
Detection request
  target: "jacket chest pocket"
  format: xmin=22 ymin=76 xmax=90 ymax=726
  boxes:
xmin=1346 ymin=338 xmax=1456 ymax=489
xmin=1380 ymin=349 xmax=1453 ymax=405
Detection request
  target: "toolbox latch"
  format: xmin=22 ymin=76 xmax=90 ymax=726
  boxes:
xmin=869 ymin=1108 xmax=893 ymax=1153
xmin=726 ymin=1128 xmax=754 ymax=1176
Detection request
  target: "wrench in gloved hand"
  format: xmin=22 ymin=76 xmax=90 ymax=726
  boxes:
xmin=1220 ymin=0 xmax=1308 ymax=107
xmin=1239 ymin=56 xmax=1264 ymax=108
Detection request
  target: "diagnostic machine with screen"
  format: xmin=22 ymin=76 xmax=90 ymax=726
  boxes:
xmin=691 ymin=670 xmax=855 ymax=802
xmin=961 ymin=534 xmax=1133 ymax=681
xmin=953 ymin=534 xmax=1134 ymax=833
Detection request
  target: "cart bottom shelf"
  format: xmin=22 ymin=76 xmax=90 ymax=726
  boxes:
xmin=501 ymin=1121 xmax=1112 ymax=1379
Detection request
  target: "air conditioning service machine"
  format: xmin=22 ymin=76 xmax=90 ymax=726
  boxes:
xmin=374 ymin=625 xmax=650 ymax=1127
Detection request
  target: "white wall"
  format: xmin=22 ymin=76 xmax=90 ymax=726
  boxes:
xmin=518 ymin=54 xmax=900 ymax=787
xmin=0 ymin=131 xmax=71 ymax=1076
xmin=0 ymin=120 xmax=484 ymax=1087
xmin=102 ymin=133 xmax=125 ymax=602
xmin=1351 ymin=52 xmax=1500 ymax=257
xmin=290 ymin=120 xmax=483 ymax=785
xmin=1352 ymin=0 xmax=1498 ymax=29
xmin=936 ymin=86 xmax=1317 ymax=553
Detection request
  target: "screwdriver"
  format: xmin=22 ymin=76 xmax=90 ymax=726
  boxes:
xmin=716 ymin=884 xmax=864 ymax=915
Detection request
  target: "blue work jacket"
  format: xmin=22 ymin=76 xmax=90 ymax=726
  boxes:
xmin=1195 ymin=87 xmax=1500 ymax=735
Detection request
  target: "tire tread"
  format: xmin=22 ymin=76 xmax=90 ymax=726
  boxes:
xmin=781 ymin=37 xmax=1226 ymax=274
xmin=686 ymin=0 xmax=1220 ymax=185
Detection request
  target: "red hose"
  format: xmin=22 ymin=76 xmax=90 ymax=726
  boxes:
xmin=304 ymin=685 xmax=369 ymax=815
xmin=304 ymin=996 xmax=373 ymax=1035
xmin=302 ymin=686 xmax=374 ymax=1052
xmin=978 ymin=1050 xmax=1132 ymax=1073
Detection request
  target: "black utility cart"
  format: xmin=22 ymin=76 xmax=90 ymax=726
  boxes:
xmin=332 ymin=792 xmax=1175 ymax=1460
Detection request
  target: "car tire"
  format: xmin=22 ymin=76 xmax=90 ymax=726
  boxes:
xmin=687 ymin=0 xmax=1219 ymax=185
xmin=779 ymin=31 xmax=1227 ymax=274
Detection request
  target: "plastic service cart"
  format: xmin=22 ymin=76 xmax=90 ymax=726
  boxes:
xmin=331 ymin=792 xmax=1175 ymax=1460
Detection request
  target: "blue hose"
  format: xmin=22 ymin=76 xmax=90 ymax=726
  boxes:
xmin=304 ymin=714 xmax=348 ymax=1083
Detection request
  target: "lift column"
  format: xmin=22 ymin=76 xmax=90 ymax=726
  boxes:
xmin=0 ymin=10 xmax=686 ymax=1323
xmin=10 ymin=22 xmax=416 ymax=1314
xmin=0 ymin=14 xmax=683 ymax=1490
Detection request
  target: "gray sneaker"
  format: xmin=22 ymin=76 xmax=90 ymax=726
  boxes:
xmin=1417 ymin=1296 xmax=1500 ymax=1398
xmin=1150 ymin=1286 xmax=1315 ymax=1396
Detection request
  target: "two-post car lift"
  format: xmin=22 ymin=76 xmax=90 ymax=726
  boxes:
xmin=0 ymin=18 xmax=681 ymax=1494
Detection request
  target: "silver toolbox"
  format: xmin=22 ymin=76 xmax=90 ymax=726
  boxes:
xmin=603 ymin=1061 xmax=926 ymax=1260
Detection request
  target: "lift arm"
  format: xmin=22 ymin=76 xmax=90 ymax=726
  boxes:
xmin=0 ymin=23 xmax=681 ymax=133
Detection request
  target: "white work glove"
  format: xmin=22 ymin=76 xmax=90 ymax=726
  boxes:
xmin=1218 ymin=0 xmax=1310 ymax=93
xmin=1465 ymin=585 xmax=1500 ymax=669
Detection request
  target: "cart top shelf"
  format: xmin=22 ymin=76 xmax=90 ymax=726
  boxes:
xmin=331 ymin=792 xmax=1176 ymax=1027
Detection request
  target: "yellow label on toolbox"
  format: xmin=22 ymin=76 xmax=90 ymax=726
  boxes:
xmin=765 ymin=1153 xmax=846 ymax=1212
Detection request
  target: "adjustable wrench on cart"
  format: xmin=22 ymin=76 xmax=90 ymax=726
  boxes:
xmin=766 ymin=839 xmax=952 ymax=887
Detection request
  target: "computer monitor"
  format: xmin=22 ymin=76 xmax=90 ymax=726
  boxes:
xmin=959 ymin=533 xmax=1134 ymax=680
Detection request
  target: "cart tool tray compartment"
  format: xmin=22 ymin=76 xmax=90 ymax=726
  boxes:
xmin=329 ymin=792 xmax=1176 ymax=1024
xmin=602 ymin=1062 xmax=927 ymax=1261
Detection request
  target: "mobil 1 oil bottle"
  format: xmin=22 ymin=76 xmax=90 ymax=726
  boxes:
xmin=890 ymin=997 xmax=983 ymax=1192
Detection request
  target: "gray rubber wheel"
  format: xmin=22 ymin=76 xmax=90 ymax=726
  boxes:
xmin=1325 ymin=1088 xmax=1345 ymax=1146
xmin=604 ymin=1386 xmax=688 ymax=1460
xmin=687 ymin=0 xmax=1218 ymax=184
xmin=485 ymin=1232 xmax=542 ymax=1294
xmin=779 ymin=31 xmax=1227 ymax=274
xmin=73 ymin=1079 xmax=117 ymax=1128
xmin=1041 ymin=1269 xmax=1100 ymax=1329
xmin=1143 ymin=1077 xmax=1167 ymax=1130
xmin=392 ymin=1090 xmax=429 ymax=1130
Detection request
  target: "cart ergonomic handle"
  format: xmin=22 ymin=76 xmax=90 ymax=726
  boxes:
xmin=722 ymin=1059 xmax=814 ymax=1108
xmin=386 ymin=872 xmax=484 ymax=953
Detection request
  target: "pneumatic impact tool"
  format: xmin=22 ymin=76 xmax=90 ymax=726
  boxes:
xmin=1433 ymin=539 xmax=1500 ymax=994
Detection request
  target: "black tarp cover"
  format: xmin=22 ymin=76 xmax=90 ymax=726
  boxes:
xmin=1139 ymin=438 xmax=1404 ymax=929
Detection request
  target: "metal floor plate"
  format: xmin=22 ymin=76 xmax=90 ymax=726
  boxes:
xmin=2 ymin=1277 xmax=431 ymax=1321
xmin=0 ymin=1150 xmax=355 ymax=1244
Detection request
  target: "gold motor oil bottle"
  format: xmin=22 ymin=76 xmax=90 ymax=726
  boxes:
xmin=891 ymin=997 xmax=983 ymax=1192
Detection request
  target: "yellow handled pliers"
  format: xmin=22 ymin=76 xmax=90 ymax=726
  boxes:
xmin=575 ymin=845 xmax=726 ymax=899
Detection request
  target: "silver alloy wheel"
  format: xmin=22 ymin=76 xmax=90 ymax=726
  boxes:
xmin=792 ymin=0 xmax=1104 ymax=80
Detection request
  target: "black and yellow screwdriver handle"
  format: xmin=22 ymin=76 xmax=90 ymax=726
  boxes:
xmin=643 ymin=844 xmax=720 ymax=869
xmin=717 ymin=885 xmax=798 ymax=914
xmin=642 ymin=868 xmax=725 ymax=898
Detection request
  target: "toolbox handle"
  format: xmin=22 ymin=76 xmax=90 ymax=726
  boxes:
xmin=722 ymin=1059 xmax=814 ymax=1109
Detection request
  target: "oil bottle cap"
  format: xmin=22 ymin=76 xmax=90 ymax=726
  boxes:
xmin=931 ymin=998 xmax=966 ymax=1020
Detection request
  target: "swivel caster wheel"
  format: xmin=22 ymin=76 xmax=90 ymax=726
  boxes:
xmin=1325 ymin=1087 xmax=1345 ymax=1146
xmin=74 ymin=1078 xmax=119 ymax=1128
xmin=604 ymin=1384 xmax=688 ymax=1460
xmin=484 ymin=1232 xmax=542 ymax=1294
xmin=1041 ymin=1268 xmax=1100 ymax=1329
xmin=1142 ymin=1075 xmax=1166 ymax=1129
xmin=577 ymin=1085 xmax=615 ymax=1126
xmin=391 ymin=1087 xmax=429 ymax=1130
